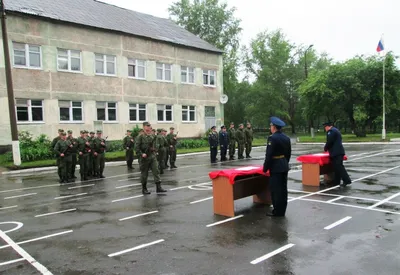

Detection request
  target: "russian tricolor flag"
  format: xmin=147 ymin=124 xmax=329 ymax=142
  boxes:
xmin=376 ymin=38 xmax=384 ymax=52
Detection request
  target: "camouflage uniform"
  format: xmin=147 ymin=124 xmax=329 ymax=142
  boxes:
xmin=236 ymin=124 xmax=245 ymax=159
xmin=51 ymin=129 xmax=64 ymax=180
xmin=244 ymin=124 xmax=254 ymax=158
xmin=228 ymin=123 xmax=236 ymax=160
xmin=135 ymin=122 xmax=167 ymax=195
xmin=67 ymin=130 xmax=78 ymax=179
xmin=123 ymin=130 xmax=135 ymax=169
xmin=77 ymin=130 xmax=90 ymax=181
xmin=166 ymin=127 xmax=178 ymax=168
xmin=93 ymin=130 xmax=107 ymax=178
xmin=156 ymin=129 xmax=168 ymax=174
xmin=54 ymin=133 xmax=73 ymax=183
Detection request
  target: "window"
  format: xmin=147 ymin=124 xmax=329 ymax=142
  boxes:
xmin=181 ymin=66 xmax=195 ymax=84
xmin=96 ymin=102 xmax=117 ymax=121
xmin=57 ymin=49 xmax=81 ymax=72
xmin=59 ymin=101 xmax=83 ymax=122
xmin=15 ymin=99 xmax=43 ymax=122
xmin=182 ymin=105 xmax=196 ymax=122
xmin=157 ymin=104 xmax=173 ymax=122
xmin=95 ymin=54 xmax=116 ymax=75
xmin=128 ymin=59 xmax=146 ymax=79
xmin=13 ymin=42 xmax=41 ymax=68
xmin=156 ymin=63 xmax=172 ymax=82
xmin=129 ymin=103 xmax=147 ymax=122
xmin=203 ymin=70 xmax=216 ymax=86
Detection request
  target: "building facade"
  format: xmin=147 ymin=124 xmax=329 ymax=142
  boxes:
xmin=0 ymin=0 xmax=224 ymax=145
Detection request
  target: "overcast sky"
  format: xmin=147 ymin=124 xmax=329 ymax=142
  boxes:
xmin=101 ymin=0 xmax=399 ymax=65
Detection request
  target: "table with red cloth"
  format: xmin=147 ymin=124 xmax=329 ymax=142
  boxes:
xmin=208 ymin=165 xmax=271 ymax=217
xmin=296 ymin=152 xmax=348 ymax=186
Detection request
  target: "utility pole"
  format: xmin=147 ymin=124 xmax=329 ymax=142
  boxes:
xmin=304 ymin=44 xmax=314 ymax=137
xmin=1 ymin=0 xmax=21 ymax=165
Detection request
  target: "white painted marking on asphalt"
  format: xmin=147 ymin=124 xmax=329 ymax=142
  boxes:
xmin=295 ymin=197 xmax=400 ymax=215
xmin=324 ymin=216 xmax=352 ymax=230
xmin=170 ymin=181 xmax=212 ymax=191
xmin=34 ymin=209 xmax=76 ymax=218
xmin=0 ymin=230 xmax=73 ymax=250
xmin=111 ymin=195 xmax=143 ymax=203
xmin=326 ymin=196 xmax=344 ymax=203
xmin=190 ymin=197 xmax=213 ymax=204
xmin=0 ymin=222 xmax=23 ymax=234
xmin=4 ymin=193 xmax=37 ymax=200
xmin=0 ymin=258 xmax=25 ymax=266
xmin=108 ymin=239 xmax=165 ymax=257
xmin=119 ymin=211 xmax=159 ymax=221
xmin=115 ymin=183 xmax=141 ymax=189
xmin=117 ymin=177 xmax=140 ymax=182
xmin=288 ymin=165 xmax=400 ymax=203
xmin=349 ymin=149 xmax=400 ymax=162
xmin=250 ymin=243 xmax=295 ymax=264
xmin=54 ymin=193 xmax=87 ymax=200
xmin=367 ymin=192 xmax=400 ymax=209
xmin=68 ymin=184 xmax=95 ymax=190
xmin=0 ymin=205 xmax=18 ymax=210
xmin=0 ymin=229 xmax=54 ymax=274
xmin=206 ymin=215 xmax=244 ymax=227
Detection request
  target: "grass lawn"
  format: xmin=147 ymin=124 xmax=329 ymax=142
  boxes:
xmin=297 ymin=132 xmax=400 ymax=142
xmin=1 ymin=138 xmax=267 ymax=170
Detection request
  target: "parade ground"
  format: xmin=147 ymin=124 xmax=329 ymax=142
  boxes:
xmin=0 ymin=143 xmax=400 ymax=275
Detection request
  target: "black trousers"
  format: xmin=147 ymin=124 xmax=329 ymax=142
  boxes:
xmin=269 ymin=172 xmax=288 ymax=216
xmin=210 ymin=147 xmax=217 ymax=163
xmin=330 ymin=155 xmax=351 ymax=185
xmin=220 ymin=145 xmax=227 ymax=161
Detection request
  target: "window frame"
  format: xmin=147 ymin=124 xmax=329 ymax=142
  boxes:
xmin=57 ymin=49 xmax=82 ymax=73
xmin=15 ymin=99 xmax=44 ymax=124
xmin=156 ymin=62 xmax=172 ymax=82
xmin=182 ymin=105 xmax=197 ymax=123
xmin=157 ymin=104 xmax=173 ymax=122
xmin=203 ymin=69 xmax=217 ymax=87
xmin=181 ymin=66 xmax=195 ymax=84
xmin=128 ymin=59 xmax=146 ymax=80
xmin=59 ymin=100 xmax=84 ymax=123
xmin=12 ymin=42 xmax=43 ymax=70
xmin=129 ymin=103 xmax=147 ymax=122
xmin=96 ymin=102 xmax=118 ymax=122
xmin=95 ymin=54 xmax=117 ymax=76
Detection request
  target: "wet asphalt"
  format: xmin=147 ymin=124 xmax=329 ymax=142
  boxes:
xmin=0 ymin=143 xmax=400 ymax=275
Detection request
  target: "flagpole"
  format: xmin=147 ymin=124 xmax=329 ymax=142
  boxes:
xmin=382 ymin=53 xmax=386 ymax=140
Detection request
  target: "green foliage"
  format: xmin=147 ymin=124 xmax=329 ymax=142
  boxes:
xmin=177 ymin=139 xmax=209 ymax=149
xmin=6 ymin=131 xmax=53 ymax=162
xmin=131 ymin=124 xmax=141 ymax=138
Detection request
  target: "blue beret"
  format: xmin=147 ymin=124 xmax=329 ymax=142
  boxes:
xmin=270 ymin=116 xmax=286 ymax=127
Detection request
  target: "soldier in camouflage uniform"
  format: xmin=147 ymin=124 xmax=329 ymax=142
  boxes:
xmin=67 ymin=130 xmax=78 ymax=180
xmin=51 ymin=129 xmax=64 ymax=181
xmin=137 ymin=129 xmax=144 ymax=166
xmin=228 ymin=122 xmax=236 ymax=160
xmin=87 ymin=131 xmax=96 ymax=177
xmin=244 ymin=122 xmax=254 ymax=158
xmin=135 ymin=122 xmax=167 ymax=195
xmin=156 ymin=129 xmax=168 ymax=174
xmin=166 ymin=127 xmax=178 ymax=169
xmin=236 ymin=124 xmax=245 ymax=159
xmin=54 ymin=132 xmax=73 ymax=183
xmin=123 ymin=130 xmax=135 ymax=170
xmin=93 ymin=130 xmax=107 ymax=178
xmin=77 ymin=130 xmax=90 ymax=181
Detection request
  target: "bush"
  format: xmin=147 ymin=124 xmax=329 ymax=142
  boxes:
xmin=177 ymin=139 xmax=208 ymax=149
xmin=106 ymin=140 xmax=123 ymax=152
xmin=6 ymin=131 xmax=53 ymax=162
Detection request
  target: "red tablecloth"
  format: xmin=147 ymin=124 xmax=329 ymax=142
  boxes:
xmin=296 ymin=152 xmax=348 ymax=166
xmin=209 ymin=165 xmax=269 ymax=184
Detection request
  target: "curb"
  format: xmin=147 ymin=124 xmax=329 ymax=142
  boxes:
xmin=2 ymin=146 xmax=266 ymax=175
xmin=297 ymin=142 xmax=400 ymax=145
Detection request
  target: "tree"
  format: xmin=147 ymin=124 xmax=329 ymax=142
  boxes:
xmin=168 ymin=0 xmax=242 ymax=123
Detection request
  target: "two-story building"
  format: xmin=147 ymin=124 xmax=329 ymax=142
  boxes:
xmin=0 ymin=0 xmax=224 ymax=145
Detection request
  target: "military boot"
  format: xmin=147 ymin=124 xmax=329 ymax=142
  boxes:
xmin=156 ymin=182 xmax=167 ymax=193
xmin=142 ymin=183 xmax=151 ymax=195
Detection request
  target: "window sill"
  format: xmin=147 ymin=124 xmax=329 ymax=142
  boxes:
xmin=57 ymin=69 xmax=83 ymax=74
xmin=102 ymin=121 xmax=119 ymax=124
xmin=13 ymin=66 xmax=43 ymax=71
xmin=203 ymin=85 xmax=216 ymax=88
xmin=95 ymin=73 xmax=117 ymax=78
xmin=129 ymin=121 xmax=146 ymax=124
xmin=128 ymin=76 xmax=146 ymax=81
xmin=181 ymin=121 xmax=198 ymax=124
xmin=17 ymin=121 xmax=45 ymax=125
xmin=181 ymin=82 xmax=196 ymax=85
xmin=156 ymin=80 xmax=173 ymax=83
xmin=157 ymin=121 xmax=174 ymax=124
xmin=59 ymin=121 xmax=85 ymax=124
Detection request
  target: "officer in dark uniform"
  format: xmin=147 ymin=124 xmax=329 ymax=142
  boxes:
xmin=263 ymin=116 xmax=291 ymax=217
xmin=323 ymin=122 xmax=352 ymax=186
xmin=208 ymin=126 xmax=219 ymax=163
xmin=219 ymin=125 xmax=229 ymax=161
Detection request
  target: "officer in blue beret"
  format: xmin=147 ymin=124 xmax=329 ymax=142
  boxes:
xmin=323 ymin=122 xmax=351 ymax=186
xmin=263 ymin=116 xmax=292 ymax=217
